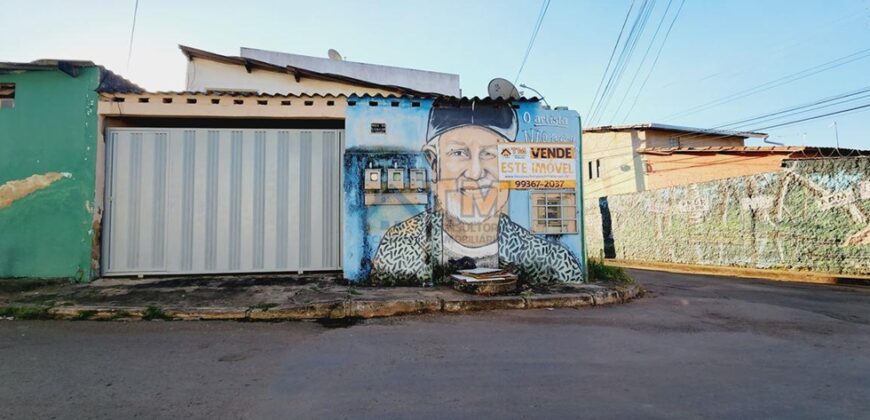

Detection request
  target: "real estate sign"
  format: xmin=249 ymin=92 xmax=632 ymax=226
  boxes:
xmin=498 ymin=143 xmax=577 ymax=189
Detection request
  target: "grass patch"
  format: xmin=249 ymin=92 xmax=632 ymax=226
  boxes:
xmin=141 ymin=305 xmax=172 ymax=321
xmin=74 ymin=310 xmax=98 ymax=320
xmin=588 ymin=258 xmax=633 ymax=284
xmin=108 ymin=310 xmax=132 ymax=321
xmin=0 ymin=306 xmax=54 ymax=320
xmin=250 ymin=303 xmax=278 ymax=311
xmin=347 ymin=287 xmax=363 ymax=296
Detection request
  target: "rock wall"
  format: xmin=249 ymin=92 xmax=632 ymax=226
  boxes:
xmin=585 ymin=157 xmax=870 ymax=275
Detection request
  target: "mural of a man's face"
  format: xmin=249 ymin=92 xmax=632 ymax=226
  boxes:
xmin=434 ymin=125 xmax=509 ymax=224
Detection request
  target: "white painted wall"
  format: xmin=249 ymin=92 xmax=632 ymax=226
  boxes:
xmin=185 ymin=58 xmax=398 ymax=97
xmin=241 ymin=47 xmax=461 ymax=96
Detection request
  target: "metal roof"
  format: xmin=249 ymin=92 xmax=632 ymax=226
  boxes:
xmin=179 ymin=45 xmax=441 ymax=97
xmin=583 ymin=123 xmax=767 ymax=138
xmin=638 ymin=146 xmax=870 ymax=157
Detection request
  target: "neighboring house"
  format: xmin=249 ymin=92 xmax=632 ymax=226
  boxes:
xmin=581 ymin=123 xmax=766 ymax=199
xmin=0 ymin=60 xmax=141 ymax=280
xmin=638 ymin=146 xmax=870 ymax=191
xmin=181 ymin=45 xmax=458 ymax=97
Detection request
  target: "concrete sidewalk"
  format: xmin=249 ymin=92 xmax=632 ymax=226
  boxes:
xmin=0 ymin=274 xmax=642 ymax=321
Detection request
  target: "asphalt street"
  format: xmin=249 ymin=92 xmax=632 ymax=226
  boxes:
xmin=1 ymin=269 xmax=868 ymax=419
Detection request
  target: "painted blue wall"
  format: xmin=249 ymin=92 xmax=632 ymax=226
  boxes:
xmin=342 ymin=95 xmax=585 ymax=284
xmin=342 ymin=97 xmax=435 ymax=281
xmin=507 ymin=102 xmax=584 ymax=262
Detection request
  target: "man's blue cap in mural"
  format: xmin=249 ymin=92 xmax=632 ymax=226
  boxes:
xmin=426 ymin=101 xmax=518 ymax=142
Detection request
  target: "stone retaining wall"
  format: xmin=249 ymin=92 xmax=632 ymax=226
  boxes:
xmin=585 ymin=157 xmax=870 ymax=275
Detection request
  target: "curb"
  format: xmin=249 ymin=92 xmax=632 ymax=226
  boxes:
xmin=607 ymin=259 xmax=870 ymax=286
xmin=40 ymin=284 xmax=644 ymax=322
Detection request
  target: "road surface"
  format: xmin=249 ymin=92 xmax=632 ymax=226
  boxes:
xmin=1 ymin=269 xmax=868 ymax=419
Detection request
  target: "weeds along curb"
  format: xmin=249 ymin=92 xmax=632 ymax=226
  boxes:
xmin=30 ymin=283 xmax=644 ymax=322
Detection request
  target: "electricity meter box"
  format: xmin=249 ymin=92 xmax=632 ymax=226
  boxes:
xmin=364 ymin=168 xmax=381 ymax=190
xmin=410 ymin=169 xmax=426 ymax=190
xmin=387 ymin=169 xmax=405 ymax=190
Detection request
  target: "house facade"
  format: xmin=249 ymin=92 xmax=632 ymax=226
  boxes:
xmin=581 ymin=123 xmax=766 ymax=199
xmin=2 ymin=46 xmax=587 ymax=283
xmin=0 ymin=61 xmax=140 ymax=280
xmin=637 ymin=146 xmax=870 ymax=191
xmin=343 ymin=96 xmax=586 ymax=285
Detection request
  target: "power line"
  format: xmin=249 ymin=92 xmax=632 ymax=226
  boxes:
xmin=586 ymin=0 xmax=637 ymax=122
xmin=590 ymin=0 xmax=656 ymax=124
xmin=662 ymin=46 xmax=870 ymax=121
xmin=670 ymin=85 xmax=870 ymax=143
xmin=715 ymin=86 xmax=870 ymax=129
xmin=591 ymin=0 xmax=657 ymax=125
xmin=621 ymin=0 xmax=686 ymax=122
xmin=514 ymin=0 xmax=551 ymax=85
xmin=610 ymin=0 xmax=673 ymax=122
xmin=126 ymin=0 xmax=140 ymax=71
xmin=659 ymin=7 xmax=867 ymax=91
xmin=754 ymin=102 xmax=870 ymax=131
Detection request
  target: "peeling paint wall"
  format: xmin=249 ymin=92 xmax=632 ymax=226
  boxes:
xmin=585 ymin=157 xmax=870 ymax=275
xmin=0 ymin=68 xmax=99 ymax=281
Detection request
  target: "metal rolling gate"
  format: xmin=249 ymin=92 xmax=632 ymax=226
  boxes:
xmin=103 ymin=128 xmax=342 ymax=276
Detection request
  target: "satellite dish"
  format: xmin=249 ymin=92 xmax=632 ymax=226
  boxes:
xmin=328 ymin=49 xmax=343 ymax=61
xmin=488 ymin=78 xmax=520 ymax=100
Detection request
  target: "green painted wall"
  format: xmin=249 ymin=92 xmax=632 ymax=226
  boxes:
xmin=0 ymin=68 xmax=99 ymax=281
xmin=585 ymin=157 xmax=870 ymax=276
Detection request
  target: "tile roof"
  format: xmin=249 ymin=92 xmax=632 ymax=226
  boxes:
xmin=0 ymin=60 xmax=143 ymax=93
xmin=98 ymin=91 xmax=544 ymax=105
xmin=638 ymin=145 xmax=870 ymax=157
xmin=583 ymin=123 xmax=767 ymax=138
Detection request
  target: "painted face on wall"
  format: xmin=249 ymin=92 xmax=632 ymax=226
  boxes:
xmin=435 ymin=125 xmax=509 ymax=224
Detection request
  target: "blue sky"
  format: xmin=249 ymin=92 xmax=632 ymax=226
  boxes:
xmin=3 ymin=0 xmax=869 ymax=148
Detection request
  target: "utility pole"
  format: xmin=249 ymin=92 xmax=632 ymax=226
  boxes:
xmin=830 ymin=121 xmax=840 ymax=148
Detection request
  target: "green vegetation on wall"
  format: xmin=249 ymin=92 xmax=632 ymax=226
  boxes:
xmin=0 ymin=68 xmax=99 ymax=281
xmin=585 ymin=157 xmax=870 ymax=276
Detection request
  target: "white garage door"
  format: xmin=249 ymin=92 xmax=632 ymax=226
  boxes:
xmin=103 ymin=128 xmax=342 ymax=276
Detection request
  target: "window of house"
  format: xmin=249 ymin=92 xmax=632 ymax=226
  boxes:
xmin=587 ymin=159 xmax=602 ymax=180
xmin=0 ymin=83 xmax=14 ymax=109
xmin=531 ymin=191 xmax=578 ymax=234
xmin=669 ymin=137 xmax=681 ymax=147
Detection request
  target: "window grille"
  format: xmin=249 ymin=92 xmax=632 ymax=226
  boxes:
xmin=530 ymin=191 xmax=578 ymax=234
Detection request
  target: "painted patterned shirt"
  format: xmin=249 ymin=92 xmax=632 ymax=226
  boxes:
xmin=369 ymin=212 xmax=584 ymax=286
